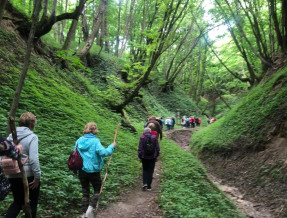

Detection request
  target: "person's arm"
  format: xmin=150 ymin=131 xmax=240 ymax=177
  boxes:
xmin=28 ymin=135 xmax=41 ymax=189
xmin=157 ymin=122 xmax=163 ymax=140
xmin=155 ymin=138 xmax=160 ymax=158
xmin=138 ymin=137 xmax=143 ymax=159
xmin=96 ymin=139 xmax=115 ymax=157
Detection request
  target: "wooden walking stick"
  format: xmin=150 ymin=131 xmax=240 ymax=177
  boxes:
xmin=9 ymin=117 xmax=32 ymax=218
xmin=95 ymin=123 xmax=121 ymax=213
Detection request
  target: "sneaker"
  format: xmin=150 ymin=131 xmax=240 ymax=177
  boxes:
xmin=142 ymin=184 xmax=147 ymax=191
xmin=147 ymin=188 xmax=152 ymax=191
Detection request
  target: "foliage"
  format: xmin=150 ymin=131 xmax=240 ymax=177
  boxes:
xmin=191 ymin=67 xmax=287 ymax=154
xmin=159 ymin=139 xmax=242 ymax=217
xmin=0 ymin=31 xmax=141 ymax=216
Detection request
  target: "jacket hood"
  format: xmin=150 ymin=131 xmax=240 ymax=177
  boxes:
xmin=7 ymin=127 xmax=34 ymax=141
xmin=77 ymin=133 xmax=98 ymax=151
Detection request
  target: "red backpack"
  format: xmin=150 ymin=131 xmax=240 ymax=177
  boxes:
xmin=67 ymin=144 xmax=83 ymax=170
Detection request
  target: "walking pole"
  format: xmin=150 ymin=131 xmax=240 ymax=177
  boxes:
xmin=9 ymin=117 xmax=32 ymax=218
xmin=95 ymin=123 xmax=121 ymax=213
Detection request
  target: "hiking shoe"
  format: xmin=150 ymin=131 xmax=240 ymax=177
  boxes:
xmin=147 ymin=188 xmax=152 ymax=191
xmin=142 ymin=184 xmax=147 ymax=191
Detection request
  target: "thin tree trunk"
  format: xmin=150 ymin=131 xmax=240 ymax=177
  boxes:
xmin=0 ymin=0 xmax=8 ymax=24
xmin=61 ymin=0 xmax=68 ymax=44
xmin=41 ymin=0 xmax=48 ymax=20
xmin=119 ymin=0 xmax=130 ymax=58
xmin=115 ymin=0 xmax=122 ymax=57
xmin=62 ymin=19 xmax=78 ymax=50
xmin=8 ymin=0 xmax=42 ymax=126
xmin=78 ymin=0 xmax=107 ymax=58
xmin=8 ymin=1 xmax=42 ymax=216
xmin=103 ymin=0 xmax=109 ymax=53
xmin=282 ymin=0 xmax=287 ymax=52
xmin=197 ymin=43 xmax=207 ymax=104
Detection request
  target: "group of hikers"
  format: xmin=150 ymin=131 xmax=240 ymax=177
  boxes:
xmin=181 ymin=116 xmax=202 ymax=128
xmin=0 ymin=113 xmax=163 ymax=218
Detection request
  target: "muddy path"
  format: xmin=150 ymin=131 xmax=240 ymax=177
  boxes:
xmin=96 ymin=161 xmax=163 ymax=218
xmin=165 ymin=128 xmax=274 ymax=218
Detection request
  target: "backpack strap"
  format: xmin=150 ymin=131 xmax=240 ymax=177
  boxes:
xmin=15 ymin=134 xmax=33 ymax=145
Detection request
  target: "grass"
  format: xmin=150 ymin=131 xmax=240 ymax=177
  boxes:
xmin=159 ymin=139 xmax=243 ymax=217
xmin=0 ymin=26 xmax=249 ymax=217
xmin=191 ymin=67 xmax=287 ymax=154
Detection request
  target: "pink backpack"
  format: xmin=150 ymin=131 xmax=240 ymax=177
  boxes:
xmin=1 ymin=154 xmax=28 ymax=175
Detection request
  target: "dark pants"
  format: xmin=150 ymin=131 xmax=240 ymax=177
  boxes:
xmin=142 ymin=159 xmax=156 ymax=189
xmin=79 ymin=169 xmax=102 ymax=213
xmin=5 ymin=177 xmax=40 ymax=218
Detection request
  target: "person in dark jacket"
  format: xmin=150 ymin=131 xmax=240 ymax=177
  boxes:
xmin=146 ymin=116 xmax=162 ymax=140
xmin=138 ymin=127 xmax=160 ymax=191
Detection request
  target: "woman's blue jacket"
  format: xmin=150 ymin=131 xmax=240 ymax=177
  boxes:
xmin=75 ymin=133 xmax=115 ymax=173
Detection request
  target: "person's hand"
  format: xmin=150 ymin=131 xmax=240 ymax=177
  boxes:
xmin=29 ymin=178 xmax=40 ymax=190
xmin=112 ymin=142 xmax=116 ymax=148
xmin=16 ymin=145 xmax=23 ymax=154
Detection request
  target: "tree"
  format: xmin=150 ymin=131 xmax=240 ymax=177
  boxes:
xmin=78 ymin=0 xmax=108 ymax=58
xmin=0 ymin=0 xmax=8 ymax=24
xmin=7 ymin=1 xmax=43 ymax=217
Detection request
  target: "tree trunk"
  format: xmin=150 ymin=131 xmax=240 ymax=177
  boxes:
xmin=269 ymin=0 xmax=284 ymax=51
xmin=115 ymin=0 xmax=122 ymax=57
xmin=8 ymin=0 xmax=42 ymax=126
xmin=41 ymin=0 xmax=49 ymax=21
xmin=0 ymin=0 xmax=7 ymax=24
xmin=78 ymin=0 xmax=107 ymax=58
xmin=62 ymin=19 xmax=78 ymax=50
xmin=282 ymin=0 xmax=287 ymax=52
xmin=104 ymin=9 xmax=109 ymax=53
xmin=119 ymin=0 xmax=131 ymax=58
xmin=8 ymin=1 xmax=42 ymax=217
xmin=81 ymin=7 xmax=92 ymax=65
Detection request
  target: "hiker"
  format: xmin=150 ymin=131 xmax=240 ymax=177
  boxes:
xmin=185 ymin=116 xmax=190 ymax=128
xmin=147 ymin=123 xmax=159 ymax=139
xmin=0 ymin=135 xmax=23 ymax=202
xmin=75 ymin=122 xmax=116 ymax=218
xmin=146 ymin=116 xmax=162 ymax=140
xmin=4 ymin=112 xmax=41 ymax=218
xmin=138 ymin=127 xmax=160 ymax=191
xmin=197 ymin=117 xmax=201 ymax=126
xmin=207 ymin=118 xmax=210 ymax=124
xmin=165 ymin=117 xmax=171 ymax=130
xmin=160 ymin=117 xmax=164 ymax=128
xmin=189 ymin=116 xmax=195 ymax=128
xmin=182 ymin=116 xmax=186 ymax=128
xmin=171 ymin=117 xmax=175 ymax=130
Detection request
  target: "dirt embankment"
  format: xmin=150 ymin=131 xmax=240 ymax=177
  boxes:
xmin=201 ymin=137 xmax=287 ymax=218
xmin=166 ymin=128 xmax=279 ymax=218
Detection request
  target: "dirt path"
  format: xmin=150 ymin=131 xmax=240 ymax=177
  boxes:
xmin=165 ymin=128 xmax=274 ymax=218
xmin=96 ymin=161 xmax=163 ymax=218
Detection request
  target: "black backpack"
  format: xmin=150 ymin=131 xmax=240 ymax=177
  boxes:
xmin=143 ymin=135 xmax=156 ymax=157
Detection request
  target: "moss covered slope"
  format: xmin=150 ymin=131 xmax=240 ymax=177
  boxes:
xmin=191 ymin=67 xmax=287 ymax=153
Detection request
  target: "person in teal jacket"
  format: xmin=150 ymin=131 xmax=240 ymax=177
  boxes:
xmin=75 ymin=122 xmax=116 ymax=218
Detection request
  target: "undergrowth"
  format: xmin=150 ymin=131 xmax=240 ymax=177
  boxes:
xmin=191 ymin=67 xmax=287 ymax=154
xmin=159 ymin=139 xmax=243 ymax=217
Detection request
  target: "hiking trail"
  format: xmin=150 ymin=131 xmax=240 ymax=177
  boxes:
xmin=165 ymin=128 xmax=274 ymax=218
xmin=96 ymin=161 xmax=163 ymax=218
